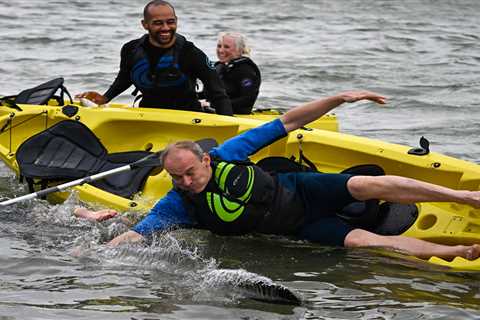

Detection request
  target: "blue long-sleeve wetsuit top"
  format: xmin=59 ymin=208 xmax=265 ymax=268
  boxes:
xmin=132 ymin=118 xmax=288 ymax=236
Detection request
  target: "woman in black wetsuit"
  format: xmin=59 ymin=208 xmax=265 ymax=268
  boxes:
xmin=200 ymin=32 xmax=261 ymax=114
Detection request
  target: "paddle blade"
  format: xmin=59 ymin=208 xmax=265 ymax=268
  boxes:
xmin=131 ymin=152 xmax=162 ymax=168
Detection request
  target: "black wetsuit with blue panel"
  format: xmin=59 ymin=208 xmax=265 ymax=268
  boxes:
xmin=103 ymin=34 xmax=233 ymax=115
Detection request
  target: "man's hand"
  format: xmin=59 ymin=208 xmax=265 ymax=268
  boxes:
xmin=75 ymin=91 xmax=108 ymax=105
xmin=281 ymin=90 xmax=387 ymax=133
xmin=107 ymin=230 xmax=145 ymax=246
xmin=199 ymin=99 xmax=216 ymax=113
xmin=340 ymin=91 xmax=387 ymax=104
xmin=74 ymin=207 xmax=118 ymax=222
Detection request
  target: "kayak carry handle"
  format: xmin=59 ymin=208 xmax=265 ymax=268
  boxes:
xmin=408 ymin=136 xmax=430 ymax=156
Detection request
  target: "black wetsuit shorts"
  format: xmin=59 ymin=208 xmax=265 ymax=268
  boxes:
xmin=277 ymin=172 xmax=357 ymax=246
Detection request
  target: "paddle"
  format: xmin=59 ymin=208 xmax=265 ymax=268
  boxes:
xmin=0 ymin=141 xmax=302 ymax=304
xmin=0 ymin=152 xmax=162 ymax=207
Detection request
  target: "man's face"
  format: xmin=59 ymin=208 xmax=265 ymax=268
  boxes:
xmin=216 ymin=35 xmax=240 ymax=63
xmin=164 ymin=148 xmax=212 ymax=193
xmin=142 ymin=4 xmax=177 ymax=48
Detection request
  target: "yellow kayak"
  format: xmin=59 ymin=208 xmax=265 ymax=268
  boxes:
xmin=104 ymin=102 xmax=339 ymax=132
xmin=1 ymin=102 xmax=480 ymax=271
xmin=238 ymin=107 xmax=338 ymax=132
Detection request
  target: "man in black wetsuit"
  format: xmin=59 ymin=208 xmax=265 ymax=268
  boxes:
xmin=77 ymin=0 xmax=233 ymax=115
xmin=79 ymin=91 xmax=480 ymax=261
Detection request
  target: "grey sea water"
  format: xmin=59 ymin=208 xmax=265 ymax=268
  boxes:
xmin=1 ymin=0 xmax=480 ymax=319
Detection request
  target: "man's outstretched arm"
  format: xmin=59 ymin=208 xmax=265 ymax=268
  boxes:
xmin=106 ymin=189 xmax=194 ymax=246
xmin=280 ymin=91 xmax=386 ymax=133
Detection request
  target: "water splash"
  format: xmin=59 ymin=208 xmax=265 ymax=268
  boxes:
xmin=198 ymin=268 xmax=301 ymax=305
xmin=76 ymin=231 xmax=301 ymax=305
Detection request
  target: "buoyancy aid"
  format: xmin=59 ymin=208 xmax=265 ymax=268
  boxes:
xmin=130 ymin=34 xmax=198 ymax=108
xmin=214 ymin=57 xmax=261 ymax=113
xmin=179 ymin=159 xmax=306 ymax=236
xmin=215 ymin=57 xmax=261 ymax=83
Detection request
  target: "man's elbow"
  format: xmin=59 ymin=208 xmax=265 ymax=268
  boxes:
xmin=279 ymin=116 xmax=295 ymax=133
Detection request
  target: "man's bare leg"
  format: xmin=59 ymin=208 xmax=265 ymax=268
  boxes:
xmin=344 ymin=228 xmax=480 ymax=260
xmin=74 ymin=207 xmax=118 ymax=222
xmin=347 ymin=175 xmax=480 ymax=208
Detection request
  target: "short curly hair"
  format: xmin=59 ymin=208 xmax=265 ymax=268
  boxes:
xmin=143 ymin=0 xmax=176 ymax=21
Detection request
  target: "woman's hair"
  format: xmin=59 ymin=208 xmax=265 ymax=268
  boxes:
xmin=218 ymin=32 xmax=251 ymax=56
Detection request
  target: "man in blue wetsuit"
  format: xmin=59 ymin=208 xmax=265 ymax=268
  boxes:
xmin=76 ymin=0 xmax=233 ymax=115
xmin=100 ymin=90 xmax=480 ymax=261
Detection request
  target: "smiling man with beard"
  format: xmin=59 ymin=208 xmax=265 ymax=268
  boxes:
xmin=77 ymin=0 xmax=233 ymax=115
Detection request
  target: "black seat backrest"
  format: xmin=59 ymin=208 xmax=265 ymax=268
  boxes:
xmin=341 ymin=164 xmax=385 ymax=176
xmin=16 ymin=120 xmax=156 ymax=199
xmin=196 ymin=138 xmax=218 ymax=153
xmin=372 ymin=202 xmax=418 ymax=236
xmin=15 ymin=77 xmax=72 ymax=105
xmin=256 ymin=156 xmax=316 ymax=174
xmin=16 ymin=120 xmax=107 ymax=180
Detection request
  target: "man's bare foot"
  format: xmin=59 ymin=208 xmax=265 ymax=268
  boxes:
xmin=464 ymin=244 xmax=480 ymax=260
xmin=74 ymin=207 xmax=118 ymax=222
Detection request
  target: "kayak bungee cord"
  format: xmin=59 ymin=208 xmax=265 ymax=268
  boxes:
xmin=0 ymin=110 xmax=49 ymax=154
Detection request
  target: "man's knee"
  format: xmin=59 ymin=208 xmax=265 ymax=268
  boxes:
xmin=347 ymin=176 xmax=383 ymax=201
xmin=344 ymin=228 xmax=378 ymax=247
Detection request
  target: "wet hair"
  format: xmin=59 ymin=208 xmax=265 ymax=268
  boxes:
xmin=218 ymin=32 xmax=251 ymax=57
xmin=161 ymin=140 xmax=204 ymax=165
xmin=143 ymin=0 xmax=176 ymax=21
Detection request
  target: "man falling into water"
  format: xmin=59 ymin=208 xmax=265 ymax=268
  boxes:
xmin=78 ymin=90 xmax=480 ymax=261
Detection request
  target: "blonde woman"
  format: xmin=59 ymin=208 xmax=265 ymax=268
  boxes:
xmin=201 ymin=32 xmax=261 ymax=114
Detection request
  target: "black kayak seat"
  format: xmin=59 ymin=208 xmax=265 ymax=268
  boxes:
xmin=14 ymin=77 xmax=72 ymax=105
xmin=338 ymin=164 xmax=418 ymax=234
xmin=372 ymin=202 xmax=418 ymax=235
xmin=196 ymin=138 xmax=218 ymax=154
xmin=337 ymin=164 xmax=385 ymax=229
xmin=15 ymin=120 xmax=219 ymax=199
xmin=16 ymin=120 xmax=157 ymax=199
xmin=256 ymin=156 xmax=316 ymax=173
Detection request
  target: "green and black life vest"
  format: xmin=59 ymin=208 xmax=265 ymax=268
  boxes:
xmin=179 ymin=159 xmax=307 ymax=236
xmin=179 ymin=160 xmax=277 ymax=235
